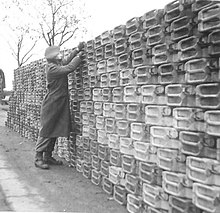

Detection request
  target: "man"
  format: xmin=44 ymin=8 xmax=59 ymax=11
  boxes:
xmin=35 ymin=43 xmax=84 ymax=169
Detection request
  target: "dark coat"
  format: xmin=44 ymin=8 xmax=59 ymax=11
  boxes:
xmin=39 ymin=50 xmax=81 ymax=138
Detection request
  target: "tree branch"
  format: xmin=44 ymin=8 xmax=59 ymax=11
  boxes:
xmin=17 ymin=36 xmax=23 ymax=67
xmin=55 ymin=24 xmax=68 ymax=44
xmin=7 ymin=41 xmax=17 ymax=60
xmin=20 ymin=40 xmax=37 ymax=65
xmin=59 ymin=27 xmax=78 ymax=46
xmin=40 ymin=24 xmax=50 ymax=46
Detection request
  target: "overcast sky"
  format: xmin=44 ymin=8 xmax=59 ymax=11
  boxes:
xmin=1 ymin=0 xmax=171 ymax=90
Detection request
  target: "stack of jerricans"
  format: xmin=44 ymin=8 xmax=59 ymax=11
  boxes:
xmin=6 ymin=1 xmax=220 ymax=212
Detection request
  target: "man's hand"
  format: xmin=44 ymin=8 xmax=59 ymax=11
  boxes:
xmin=77 ymin=51 xmax=84 ymax=59
xmin=77 ymin=42 xmax=84 ymax=51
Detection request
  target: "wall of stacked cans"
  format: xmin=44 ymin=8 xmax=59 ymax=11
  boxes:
xmin=5 ymin=0 xmax=220 ymax=212
xmin=6 ymin=59 xmax=47 ymax=140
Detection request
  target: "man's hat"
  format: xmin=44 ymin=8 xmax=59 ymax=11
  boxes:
xmin=44 ymin=46 xmax=60 ymax=59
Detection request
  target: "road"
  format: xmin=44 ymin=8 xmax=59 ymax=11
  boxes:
xmin=0 ymin=105 xmax=127 ymax=212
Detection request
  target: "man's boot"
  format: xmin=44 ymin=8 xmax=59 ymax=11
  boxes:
xmin=35 ymin=152 xmax=50 ymax=169
xmin=44 ymin=152 xmax=63 ymax=165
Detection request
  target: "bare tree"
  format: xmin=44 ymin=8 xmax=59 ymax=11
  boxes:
xmin=35 ymin=0 xmax=89 ymax=46
xmin=0 ymin=0 xmax=89 ymax=67
xmin=1 ymin=0 xmax=39 ymax=67
xmin=7 ymin=26 xmax=38 ymax=67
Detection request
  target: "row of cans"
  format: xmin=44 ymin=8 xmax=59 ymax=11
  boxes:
xmin=71 ymin=134 xmax=220 ymax=213
xmin=71 ymin=1 xmax=220 ymax=213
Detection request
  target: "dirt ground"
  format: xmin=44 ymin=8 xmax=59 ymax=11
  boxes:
xmin=0 ymin=105 xmax=127 ymax=212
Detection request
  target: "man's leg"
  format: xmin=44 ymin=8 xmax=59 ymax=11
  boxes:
xmin=35 ymin=137 xmax=52 ymax=169
xmin=44 ymin=138 xmax=63 ymax=165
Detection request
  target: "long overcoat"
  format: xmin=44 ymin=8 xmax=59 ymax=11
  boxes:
xmin=39 ymin=51 xmax=81 ymax=138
